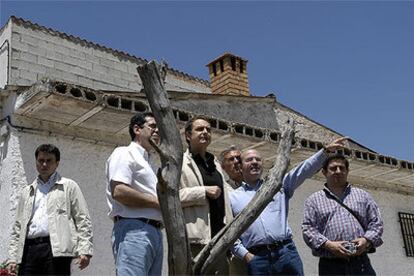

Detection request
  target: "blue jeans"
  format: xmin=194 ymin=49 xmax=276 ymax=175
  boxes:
xmin=247 ymin=241 xmax=304 ymax=275
xmin=112 ymin=218 xmax=163 ymax=276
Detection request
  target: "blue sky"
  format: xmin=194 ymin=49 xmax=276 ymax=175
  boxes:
xmin=1 ymin=1 xmax=413 ymax=161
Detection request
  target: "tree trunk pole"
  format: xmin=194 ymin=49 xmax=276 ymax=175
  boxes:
xmin=137 ymin=61 xmax=192 ymax=275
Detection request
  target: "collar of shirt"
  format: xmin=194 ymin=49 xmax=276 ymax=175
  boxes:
xmin=130 ymin=141 xmax=149 ymax=161
xmin=324 ymin=182 xmax=351 ymax=200
xmin=242 ymin=179 xmax=263 ymax=191
xmin=192 ymin=151 xmax=216 ymax=170
xmin=36 ymin=171 xmax=58 ymax=193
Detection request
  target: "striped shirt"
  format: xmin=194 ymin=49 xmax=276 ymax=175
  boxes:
xmin=302 ymin=184 xmax=383 ymax=258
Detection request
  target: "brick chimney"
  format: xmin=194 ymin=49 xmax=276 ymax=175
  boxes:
xmin=206 ymin=53 xmax=250 ymax=96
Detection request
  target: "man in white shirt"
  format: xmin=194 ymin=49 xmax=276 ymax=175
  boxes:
xmin=106 ymin=112 xmax=163 ymax=276
xmin=7 ymin=144 xmax=93 ymax=275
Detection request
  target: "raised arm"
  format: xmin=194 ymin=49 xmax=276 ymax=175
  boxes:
xmin=283 ymin=137 xmax=348 ymax=197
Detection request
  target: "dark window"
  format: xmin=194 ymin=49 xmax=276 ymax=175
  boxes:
xmin=231 ymin=57 xmax=236 ymax=71
xmin=399 ymin=212 xmax=414 ymax=257
xmin=220 ymin=60 xmax=224 ymax=72
xmin=240 ymin=61 xmax=244 ymax=73
xmin=213 ymin=63 xmax=217 ymax=76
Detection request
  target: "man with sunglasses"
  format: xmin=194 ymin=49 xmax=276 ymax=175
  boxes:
xmin=106 ymin=112 xmax=163 ymax=276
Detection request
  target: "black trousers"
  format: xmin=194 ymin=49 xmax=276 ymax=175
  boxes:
xmin=18 ymin=238 xmax=72 ymax=276
xmin=319 ymin=254 xmax=376 ymax=276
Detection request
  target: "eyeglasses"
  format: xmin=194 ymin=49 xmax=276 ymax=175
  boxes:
xmin=225 ymin=156 xmax=241 ymax=162
xmin=143 ymin=124 xmax=158 ymax=131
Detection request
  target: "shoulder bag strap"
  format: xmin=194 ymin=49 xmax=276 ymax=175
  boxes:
xmin=323 ymin=187 xmax=366 ymax=232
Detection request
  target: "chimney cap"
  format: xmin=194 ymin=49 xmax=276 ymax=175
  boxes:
xmin=206 ymin=52 xmax=248 ymax=67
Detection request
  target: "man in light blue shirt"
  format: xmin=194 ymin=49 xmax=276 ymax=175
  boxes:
xmin=230 ymin=138 xmax=347 ymax=275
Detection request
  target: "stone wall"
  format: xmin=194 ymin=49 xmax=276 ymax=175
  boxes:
xmin=4 ymin=17 xmax=210 ymax=93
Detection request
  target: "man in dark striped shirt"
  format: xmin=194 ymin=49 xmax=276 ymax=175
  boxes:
xmin=302 ymin=154 xmax=383 ymax=275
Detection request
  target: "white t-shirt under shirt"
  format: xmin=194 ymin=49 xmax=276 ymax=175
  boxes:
xmin=105 ymin=142 xmax=162 ymax=221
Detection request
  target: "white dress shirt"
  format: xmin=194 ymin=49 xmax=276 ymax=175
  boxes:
xmin=27 ymin=172 xmax=58 ymax=239
xmin=105 ymin=142 xmax=162 ymax=221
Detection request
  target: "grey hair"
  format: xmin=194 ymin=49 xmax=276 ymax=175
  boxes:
xmin=219 ymin=145 xmax=241 ymax=163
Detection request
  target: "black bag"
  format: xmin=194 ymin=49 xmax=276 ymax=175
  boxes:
xmin=323 ymin=187 xmax=376 ymax=254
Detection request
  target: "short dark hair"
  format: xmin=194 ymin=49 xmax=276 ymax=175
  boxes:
xmin=129 ymin=112 xmax=154 ymax=141
xmin=219 ymin=145 xmax=241 ymax=163
xmin=35 ymin=144 xmax=60 ymax=161
xmin=184 ymin=115 xmax=210 ymax=144
xmin=322 ymin=154 xmax=349 ymax=171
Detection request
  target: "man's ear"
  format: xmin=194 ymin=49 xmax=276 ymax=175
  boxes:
xmin=322 ymin=168 xmax=327 ymax=177
xmin=185 ymin=131 xmax=191 ymax=143
xmin=133 ymin=124 xmax=141 ymax=137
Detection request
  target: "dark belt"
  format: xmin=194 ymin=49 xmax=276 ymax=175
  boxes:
xmin=114 ymin=216 xmax=163 ymax=229
xmin=25 ymin=236 xmax=50 ymax=245
xmin=248 ymin=239 xmax=292 ymax=255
